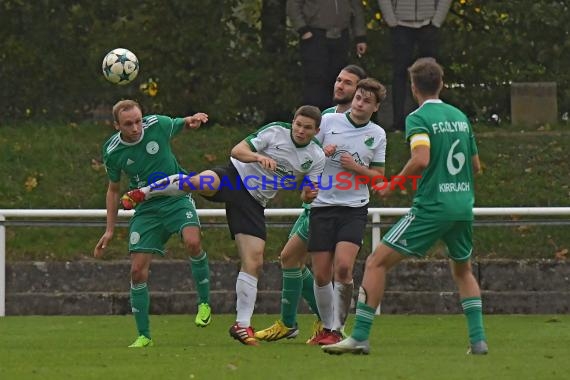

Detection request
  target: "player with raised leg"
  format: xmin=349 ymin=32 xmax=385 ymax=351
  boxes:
xmin=254 ymin=64 xmax=368 ymax=343
xmin=122 ymin=105 xmax=326 ymax=346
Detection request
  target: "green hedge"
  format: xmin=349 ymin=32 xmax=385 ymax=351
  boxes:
xmin=1 ymin=0 xmax=567 ymax=124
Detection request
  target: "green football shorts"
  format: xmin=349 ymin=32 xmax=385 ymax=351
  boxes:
xmin=288 ymin=208 xmax=310 ymax=242
xmin=128 ymin=195 xmax=200 ymax=255
xmin=382 ymin=210 xmax=473 ymax=262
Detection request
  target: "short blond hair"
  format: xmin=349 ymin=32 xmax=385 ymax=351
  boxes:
xmin=112 ymin=99 xmax=141 ymax=122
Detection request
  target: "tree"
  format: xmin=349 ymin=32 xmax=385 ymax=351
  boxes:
xmin=261 ymin=0 xmax=287 ymax=54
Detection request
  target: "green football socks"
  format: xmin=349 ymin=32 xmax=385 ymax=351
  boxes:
xmin=461 ymin=297 xmax=486 ymax=343
xmin=190 ymin=251 xmax=210 ymax=304
xmin=351 ymin=301 xmax=376 ymax=342
xmin=130 ymin=282 xmax=150 ymax=339
xmin=301 ymin=267 xmax=321 ymax=320
xmin=281 ymin=268 xmax=302 ymax=327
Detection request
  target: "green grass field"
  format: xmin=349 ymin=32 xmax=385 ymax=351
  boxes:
xmin=1 ymin=314 xmax=569 ymax=379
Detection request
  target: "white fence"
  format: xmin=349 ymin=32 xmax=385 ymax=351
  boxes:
xmin=1 ymin=207 xmax=570 ymax=317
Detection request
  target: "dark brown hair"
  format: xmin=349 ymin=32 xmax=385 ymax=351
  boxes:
xmin=342 ymin=64 xmax=367 ymax=80
xmin=356 ymin=78 xmax=387 ymax=103
xmin=408 ymin=57 xmax=444 ymax=96
xmin=294 ymin=105 xmax=322 ymax=128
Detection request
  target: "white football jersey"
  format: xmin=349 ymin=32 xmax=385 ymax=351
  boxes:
xmin=313 ymin=113 xmax=386 ymax=207
xmin=231 ymin=122 xmax=326 ymax=207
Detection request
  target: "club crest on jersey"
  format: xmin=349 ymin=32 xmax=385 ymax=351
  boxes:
xmin=331 ymin=150 xmax=365 ymax=166
xmin=130 ymin=232 xmax=140 ymax=244
xmin=275 ymin=164 xmax=294 ymax=178
xmin=301 ymin=159 xmax=313 ymax=170
xmin=146 ymin=141 xmax=159 ymax=154
xmin=364 ymin=136 xmax=375 ymax=147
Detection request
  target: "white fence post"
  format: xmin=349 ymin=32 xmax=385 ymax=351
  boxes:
xmin=372 ymin=211 xmax=381 ymax=250
xmin=0 ymin=215 xmax=5 ymax=317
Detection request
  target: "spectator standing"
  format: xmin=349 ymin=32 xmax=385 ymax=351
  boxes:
xmin=287 ymin=0 xmax=368 ymax=111
xmin=378 ymin=0 xmax=452 ymax=131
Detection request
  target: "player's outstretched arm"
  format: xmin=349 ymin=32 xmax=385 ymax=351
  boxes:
xmin=94 ymin=181 xmax=120 ymax=258
xmin=184 ymin=112 xmax=209 ymax=129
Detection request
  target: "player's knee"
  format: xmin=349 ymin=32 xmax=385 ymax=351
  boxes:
xmin=130 ymin=265 xmax=148 ymax=283
xmin=451 ymin=262 xmax=473 ymax=280
xmin=313 ymin=271 xmax=332 ymax=286
xmin=248 ymin=261 xmax=264 ymax=278
xmin=365 ymin=250 xmax=389 ymax=270
xmin=335 ymin=265 xmax=353 ymax=282
xmin=364 ymin=254 xmax=377 ymax=270
xmin=184 ymin=238 xmax=202 ymax=256
xmin=188 ymin=176 xmax=200 ymax=190
xmin=194 ymin=170 xmax=220 ymax=196
xmin=242 ymin=252 xmax=264 ymax=276
xmin=280 ymin=252 xmax=297 ymax=268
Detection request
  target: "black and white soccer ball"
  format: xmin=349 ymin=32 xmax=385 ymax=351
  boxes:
xmin=102 ymin=48 xmax=139 ymax=85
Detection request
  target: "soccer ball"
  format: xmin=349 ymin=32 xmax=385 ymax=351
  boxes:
xmin=102 ymin=48 xmax=139 ymax=85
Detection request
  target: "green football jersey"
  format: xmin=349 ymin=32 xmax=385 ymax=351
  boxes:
xmin=102 ymin=114 xmax=188 ymax=206
xmin=405 ymin=100 xmax=478 ymax=220
xmin=321 ymin=106 xmax=337 ymax=115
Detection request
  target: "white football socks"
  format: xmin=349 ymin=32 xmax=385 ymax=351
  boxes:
xmin=143 ymin=174 xmax=187 ymax=199
xmin=314 ymin=281 xmax=334 ymax=330
xmin=333 ymin=280 xmax=354 ymax=331
xmin=235 ymin=271 xmax=258 ymax=328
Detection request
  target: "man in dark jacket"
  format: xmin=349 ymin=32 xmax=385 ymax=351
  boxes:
xmin=287 ymin=0 xmax=367 ymax=111
xmin=378 ymin=0 xmax=452 ymax=131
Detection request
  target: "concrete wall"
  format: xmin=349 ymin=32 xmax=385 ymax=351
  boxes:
xmin=5 ymin=259 xmax=570 ymax=315
xmin=511 ymin=82 xmax=558 ymax=126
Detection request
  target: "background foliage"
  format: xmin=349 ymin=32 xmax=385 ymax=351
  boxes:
xmin=0 ymin=0 xmax=568 ymax=125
